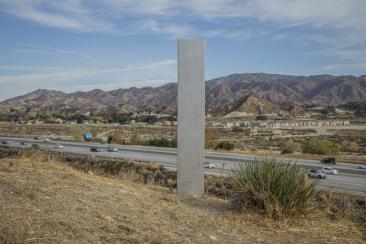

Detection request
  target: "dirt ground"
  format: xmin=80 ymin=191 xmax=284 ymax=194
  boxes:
xmin=0 ymin=155 xmax=365 ymax=243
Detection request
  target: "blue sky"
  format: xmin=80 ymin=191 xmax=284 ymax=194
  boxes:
xmin=0 ymin=0 xmax=365 ymax=101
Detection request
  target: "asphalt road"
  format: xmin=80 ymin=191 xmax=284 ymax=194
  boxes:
xmin=1 ymin=136 xmax=366 ymax=194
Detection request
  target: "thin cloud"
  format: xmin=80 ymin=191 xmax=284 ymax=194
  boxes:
xmin=0 ymin=0 xmax=117 ymax=33
xmin=0 ymin=59 xmax=176 ymax=86
xmin=1 ymin=0 xmax=365 ymax=73
xmin=0 ymin=65 xmax=58 ymax=71
xmin=2 ymin=0 xmax=365 ymax=40
xmin=18 ymin=43 xmax=93 ymax=59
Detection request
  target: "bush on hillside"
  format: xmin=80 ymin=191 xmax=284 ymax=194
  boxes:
xmin=232 ymin=126 xmax=244 ymax=132
xmin=280 ymin=139 xmax=300 ymax=154
xmin=215 ymin=141 xmax=235 ymax=151
xmin=229 ymin=158 xmax=316 ymax=218
xmin=303 ymin=138 xmax=340 ymax=155
xmin=144 ymin=137 xmax=177 ymax=148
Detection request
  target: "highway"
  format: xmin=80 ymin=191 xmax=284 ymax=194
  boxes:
xmin=1 ymin=136 xmax=366 ymax=194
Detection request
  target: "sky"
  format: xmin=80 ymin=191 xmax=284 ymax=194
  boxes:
xmin=0 ymin=0 xmax=366 ymax=101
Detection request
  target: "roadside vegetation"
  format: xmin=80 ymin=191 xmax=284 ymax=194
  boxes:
xmin=230 ymin=158 xmax=315 ymax=218
xmin=302 ymin=138 xmax=341 ymax=155
xmin=144 ymin=137 xmax=177 ymax=148
xmin=127 ymin=133 xmax=177 ymax=148
xmin=280 ymin=139 xmax=301 ymax=154
xmin=215 ymin=141 xmax=235 ymax=151
xmin=0 ymin=150 xmax=365 ymax=243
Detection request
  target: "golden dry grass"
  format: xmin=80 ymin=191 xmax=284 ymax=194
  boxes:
xmin=0 ymin=155 xmax=365 ymax=243
xmin=227 ymin=148 xmax=366 ymax=165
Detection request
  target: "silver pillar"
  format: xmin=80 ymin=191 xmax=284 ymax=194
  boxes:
xmin=177 ymin=39 xmax=205 ymax=198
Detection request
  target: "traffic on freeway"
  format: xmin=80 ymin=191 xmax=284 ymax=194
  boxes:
xmin=1 ymin=137 xmax=366 ymax=194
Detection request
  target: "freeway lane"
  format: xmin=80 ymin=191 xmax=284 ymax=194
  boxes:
xmin=3 ymin=136 xmax=365 ymax=175
xmin=1 ymin=137 xmax=366 ymax=193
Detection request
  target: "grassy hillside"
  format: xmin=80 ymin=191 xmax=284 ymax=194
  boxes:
xmin=0 ymin=153 xmax=365 ymax=243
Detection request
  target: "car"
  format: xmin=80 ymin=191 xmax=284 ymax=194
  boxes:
xmin=204 ymin=161 xmax=215 ymax=169
xmin=43 ymin=139 xmax=51 ymax=143
xmin=107 ymin=146 xmax=118 ymax=152
xmin=322 ymin=167 xmax=339 ymax=175
xmin=308 ymin=169 xmax=326 ymax=179
xmin=358 ymin=165 xmax=366 ymax=169
xmin=90 ymin=146 xmax=100 ymax=152
xmin=1 ymin=140 xmax=9 ymax=145
xmin=54 ymin=144 xmax=64 ymax=149
xmin=321 ymin=157 xmax=336 ymax=164
xmin=34 ymin=136 xmax=39 ymax=140
xmin=20 ymin=141 xmax=27 ymax=145
xmin=31 ymin=144 xmax=41 ymax=149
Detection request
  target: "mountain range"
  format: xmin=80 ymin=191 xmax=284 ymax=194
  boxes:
xmin=1 ymin=73 xmax=366 ymax=116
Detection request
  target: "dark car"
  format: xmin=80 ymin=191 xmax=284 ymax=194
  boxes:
xmin=90 ymin=146 xmax=100 ymax=152
xmin=31 ymin=144 xmax=40 ymax=149
xmin=321 ymin=157 xmax=336 ymax=164
xmin=1 ymin=140 xmax=9 ymax=145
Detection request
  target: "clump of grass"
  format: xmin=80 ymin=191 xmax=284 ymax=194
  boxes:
xmin=315 ymin=190 xmax=366 ymax=224
xmin=229 ymin=157 xmax=316 ymax=218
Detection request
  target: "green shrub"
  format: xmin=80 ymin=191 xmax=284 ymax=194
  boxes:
xmin=302 ymin=138 xmax=340 ymax=155
xmin=144 ymin=137 xmax=177 ymax=148
xmin=256 ymin=115 xmax=268 ymax=121
xmin=232 ymin=126 xmax=244 ymax=132
xmin=215 ymin=141 xmax=235 ymax=151
xmin=281 ymin=140 xmax=300 ymax=154
xmin=229 ymin=158 xmax=316 ymax=218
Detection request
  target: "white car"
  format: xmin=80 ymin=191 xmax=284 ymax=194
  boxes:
xmin=308 ymin=169 xmax=326 ymax=179
xmin=107 ymin=146 xmax=118 ymax=152
xmin=322 ymin=167 xmax=339 ymax=175
xmin=54 ymin=144 xmax=64 ymax=149
xmin=358 ymin=165 xmax=366 ymax=169
xmin=204 ymin=162 xmax=215 ymax=169
xmin=43 ymin=139 xmax=51 ymax=143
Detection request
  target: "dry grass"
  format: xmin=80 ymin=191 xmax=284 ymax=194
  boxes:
xmin=0 ymin=154 xmax=365 ymax=243
xmin=0 ymin=123 xmax=176 ymax=143
xmin=231 ymin=148 xmax=366 ymax=164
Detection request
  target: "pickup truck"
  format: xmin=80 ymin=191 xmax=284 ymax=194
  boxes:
xmin=321 ymin=157 xmax=336 ymax=164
